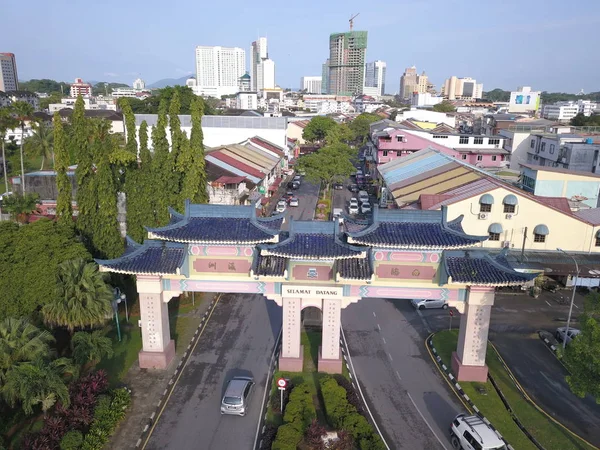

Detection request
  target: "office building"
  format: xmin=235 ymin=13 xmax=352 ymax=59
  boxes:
xmin=442 ymin=76 xmax=483 ymax=100
xmin=364 ymin=60 xmax=386 ymax=97
xmin=542 ymin=104 xmax=580 ymax=122
xmin=321 ymin=59 xmax=330 ymax=94
xmin=238 ymin=72 xmax=251 ymax=92
xmin=301 ymin=76 xmax=322 ymax=94
xmin=195 ymin=46 xmax=246 ymax=98
xmin=251 ymin=37 xmax=276 ymax=91
xmin=257 ymin=58 xmax=275 ymax=90
xmin=0 ymin=53 xmax=18 ymax=92
xmin=507 ymin=86 xmax=541 ymax=114
xmin=399 ymin=67 xmax=428 ymax=100
xmin=70 ymin=78 xmax=93 ymax=97
xmin=328 ymin=31 xmax=368 ymax=96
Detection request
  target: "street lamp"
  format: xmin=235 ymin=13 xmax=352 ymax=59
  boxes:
xmin=557 ymin=248 xmax=580 ymax=350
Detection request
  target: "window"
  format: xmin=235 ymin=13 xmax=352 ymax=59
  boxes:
xmin=477 ymin=155 xmax=483 ymax=161
xmin=474 ymin=137 xmax=484 ymax=145
xmin=433 ymin=135 xmax=448 ymax=139
xmin=396 ymin=151 xmax=401 ymax=157
xmin=396 ymin=135 xmax=404 ymax=142
xmin=462 ymin=154 xmax=467 ymax=160
xmin=480 ymin=203 xmax=492 ymax=213
xmin=550 ymin=144 xmax=555 ymax=154
xmin=489 ymin=138 xmax=500 ymax=145
xmin=541 ymin=142 xmax=546 ymax=152
xmin=459 ymin=136 xmax=469 ymax=144
xmin=534 ymin=234 xmax=546 ymax=243
xmin=530 ymin=139 xmax=535 ymax=148
xmin=489 ymin=232 xmax=500 ymax=241
xmin=492 ymin=155 xmax=497 ymax=161
xmin=596 ymin=237 xmax=600 ymax=247
xmin=504 ymin=204 xmax=516 ymax=213
xmin=463 ymin=431 xmax=483 ymax=450
xmin=383 ymin=150 xmax=388 ymax=156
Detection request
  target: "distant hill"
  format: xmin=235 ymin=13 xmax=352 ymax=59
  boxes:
xmin=147 ymin=75 xmax=193 ymax=89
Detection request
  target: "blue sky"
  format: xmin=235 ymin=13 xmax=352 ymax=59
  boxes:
xmin=4 ymin=0 xmax=600 ymax=93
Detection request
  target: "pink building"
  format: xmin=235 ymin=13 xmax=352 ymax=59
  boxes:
xmin=372 ymin=128 xmax=459 ymax=165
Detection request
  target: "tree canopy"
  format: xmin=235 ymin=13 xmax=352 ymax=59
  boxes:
xmin=296 ymin=142 xmax=357 ymax=193
xmin=302 ymin=116 xmax=338 ymax=143
xmin=349 ymin=113 xmax=381 ymax=144
xmin=18 ymin=79 xmax=70 ymax=95
xmin=127 ymin=86 xmax=219 ymax=116
xmin=432 ymin=101 xmax=456 ymax=113
xmin=570 ymin=113 xmax=600 ymax=127
xmin=0 ymin=219 xmax=91 ymax=318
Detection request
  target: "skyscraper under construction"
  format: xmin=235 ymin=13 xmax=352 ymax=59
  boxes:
xmin=328 ymin=31 xmax=368 ymax=96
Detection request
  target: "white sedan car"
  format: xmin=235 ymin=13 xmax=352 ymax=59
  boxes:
xmin=348 ymin=203 xmax=359 ymax=214
xmin=555 ymin=327 xmax=581 ymax=345
xmin=360 ymin=202 xmax=372 ymax=214
xmin=289 ymin=197 xmax=299 ymax=207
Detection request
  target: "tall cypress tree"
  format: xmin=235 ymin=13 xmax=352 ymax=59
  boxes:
xmin=73 ymin=98 xmax=95 ymax=243
xmin=151 ymin=101 xmax=172 ymax=225
xmin=121 ymin=99 xmax=138 ymax=156
xmin=70 ymin=95 xmax=87 ymax=164
xmin=54 ymin=113 xmax=73 ymax=224
xmin=168 ymin=91 xmax=186 ymax=208
xmin=180 ymin=97 xmax=209 ymax=204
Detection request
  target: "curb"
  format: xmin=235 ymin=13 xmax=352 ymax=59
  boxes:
xmin=426 ymin=336 xmax=516 ymax=450
xmin=135 ymin=294 xmax=221 ymax=449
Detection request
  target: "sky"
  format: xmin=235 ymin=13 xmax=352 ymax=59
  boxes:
xmin=3 ymin=0 xmax=600 ymax=94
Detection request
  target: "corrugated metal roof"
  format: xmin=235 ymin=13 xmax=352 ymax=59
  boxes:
xmin=574 ymin=208 xmax=600 ymax=225
xmin=134 ymin=114 xmax=288 ymax=129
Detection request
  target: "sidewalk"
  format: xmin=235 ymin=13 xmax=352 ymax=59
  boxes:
xmin=107 ymin=293 xmax=217 ymax=450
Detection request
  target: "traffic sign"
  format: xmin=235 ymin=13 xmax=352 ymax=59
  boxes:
xmin=449 ymin=310 xmax=454 ymax=317
xmin=277 ymin=378 xmax=287 ymax=389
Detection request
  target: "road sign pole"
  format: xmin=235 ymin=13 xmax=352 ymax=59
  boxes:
xmin=280 ymin=389 xmax=283 ymax=413
xmin=449 ymin=315 xmax=452 ymax=331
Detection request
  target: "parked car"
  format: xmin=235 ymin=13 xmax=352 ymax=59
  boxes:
xmin=555 ymin=327 xmax=581 ymax=344
xmin=349 ymin=184 xmax=359 ymax=193
xmin=333 ymin=182 xmax=343 ymax=190
xmin=220 ymin=376 xmax=255 ymax=416
xmin=349 ymin=198 xmax=359 ymax=207
xmin=276 ymin=200 xmax=287 ymax=213
xmin=284 ymin=191 xmax=294 ymax=202
xmin=356 ymin=170 xmax=363 ymax=177
xmin=360 ymin=202 xmax=372 ymax=214
xmin=450 ymin=414 xmax=507 ymax=450
xmin=293 ymin=175 xmax=301 ymax=182
xmin=358 ymin=190 xmax=369 ymax=203
xmin=411 ymin=298 xmax=448 ymax=310
xmin=348 ymin=203 xmax=359 ymax=214
xmin=289 ymin=197 xmax=299 ymax=207
xmin=287 ymin=181 xmax=295 ymax=189
xmin=291 ymin=181 xmax=300 ymax=190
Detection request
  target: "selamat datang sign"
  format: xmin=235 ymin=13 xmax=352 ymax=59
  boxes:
xmin=281 ymin=285 xmax=344 ymax=299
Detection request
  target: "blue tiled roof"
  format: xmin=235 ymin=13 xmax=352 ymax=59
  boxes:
xmin=96 ymin=239 xmax=185 ymax=275
xmin=253 ymin=254 xmax=287 ymax=276
xmin=259 ymin=219 xmax=366 ymax=259
xmin=440 ymin=250 xmax=537 ymax=286
xmin=147 ymin=201 xmax=281 ymax=243
xmin=337 ymin=256 xmax=373 ymax=280
xmin=347 ymin=207 xmax=487 ymax=249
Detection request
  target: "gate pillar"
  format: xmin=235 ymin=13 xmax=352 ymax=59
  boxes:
xmin=452 ymin=286 xmax=495 ymax=382
xmin=279 ymin=297 xmax=303 ymax=372
xmin=318 ymin=298 xmax=343 ymax=374
xmin=137 ymin=276 xmax=176 ymax=369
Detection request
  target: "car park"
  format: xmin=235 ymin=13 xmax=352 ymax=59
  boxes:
xmin=360 ymin=202 xmax=372 ymax=214
xmin=289 ymin=197 xmax=299 ymax=207
xmin=555 ymin=327 xmax=581 ymax=344
xmin=220 ymin=376 xmax=255 ymax=416
xmin=411 ymin=298 xmax=448 ymax=310
xmin=450 ymin=414 xmax=507 ymax=450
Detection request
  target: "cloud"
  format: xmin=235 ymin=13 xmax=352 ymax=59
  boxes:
xmin=103 ymin=72 xmax=119 ymax=77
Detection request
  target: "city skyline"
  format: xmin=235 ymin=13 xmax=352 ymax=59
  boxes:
xmin=3 ymin=0 xmax=600 ymax=93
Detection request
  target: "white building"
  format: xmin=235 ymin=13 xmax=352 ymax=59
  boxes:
xmin=70 ymin=78 xmax=93 ymax=97
xmin=508 ymin=86 xmax=541 ymax=114
xmin=364 ymin=60 xmax=386 ymax=97
xmin=112 ymin=78 xmax=149 ymax=98
xmin=49 ymin=97 xmax=117 ymax=113
xmin=257 ymin=58 xmax=275 ymax=90
xmin=302 ymin=95 xmax=353 ymax=114
xmin=133 ymin=78 xmax=145 ymax=91
xmin=411 ymin=92 xmax=443 ymax=107
xmin=395 ymin=108 xmax=456 ymax=127
xmin=236 ymin=92 xmax=258 ymax=110
xmin=194 ymin=46 xmax=246 ymax=98
xmin=442 ymin=76 xmax=483 ymax=100
xmin=0 ymin=52 xmax=18 ymax=92
xmin=250 ymin=37 xmax=268 ymax=91
xmin=300 ymin=76 xmax=322 ymax=94
xmin=542 ymin=104 xmax=580 ymax=122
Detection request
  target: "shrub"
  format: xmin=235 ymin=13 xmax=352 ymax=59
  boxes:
xmin=272 ymin=383 xmax=317 ymax=449
xmin=271 ymin=423 xmax=302 ymax=450
xmin=60 ymin=430 xmax=84 ymax=450
xmin=81 ymin=387 xmax=131 ymax=450
xmin=333 ymin=374 xmax=363 ymax=414
xmin=259 ymin=424 xmax=278 ymax=450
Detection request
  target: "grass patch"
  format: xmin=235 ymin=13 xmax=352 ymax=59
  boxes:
xmin=495 ymin=171 xmax=518 ymax=177
xmin=432 ymin=330 xmax=595 ymax=450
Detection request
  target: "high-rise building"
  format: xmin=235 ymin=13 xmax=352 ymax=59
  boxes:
xmin=70 ymin=78 xmax=93 ymax=97
xmin=328 ymin=31 xmax=368 ymax=96
xmin=301 ymin=76 xmax=323 ymax=94
xmin=399 ymin=66 xmax=417 ymax=100
xmin=0 ymin=53 xmax=19 ymax=92
xmin=257 ymin=58 xmax=275 ymax=90
xmin=442 ymin=76 xmax=483 ymax=100
xmin=321 ymin=59 xmax=330 ymax=94
xmin=195 ymin=46 xmax=246 ymax=98
xmin=251 ymin=37 xmax=276 ymax=91
xmin=133 ymin=78 xmax=145 ymax=91
xmin=238 ymin=72 xmax=251 ymax=92
xmin=364 ymin=60 xmax=386 ymax=97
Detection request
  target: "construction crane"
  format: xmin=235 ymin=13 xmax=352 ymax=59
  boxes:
xmin=349 ymin=13 xmax=360 ymax=30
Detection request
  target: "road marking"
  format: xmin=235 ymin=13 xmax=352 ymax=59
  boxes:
xmin=406 ymin=392 xmax=449 ymax=450
xmin=373 ymin=311 xmax=376 ymax=317
xmin=395 ymin=370 xmax=401 ymax=381
xmin=416 ymin=308 xmax=432 ymax=333
xmin=377 ymin=323 xmax=381 ymax=331
xmin=545 ymin=300 xmax=552 ymax=307
xmin=574 ymin=303 xmax=579 ymax=309
xmin=382 ymin=337 xmax=387 ymax=345
xmin=388 ymin=352 xmax=393 ymax=362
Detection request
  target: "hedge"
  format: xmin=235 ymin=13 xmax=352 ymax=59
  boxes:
xmin=272 ymin=383 xmax=316 ymax=449
xmin=320 ymin=376 xmax=385 ymax=450
xmin=80 ymin=387 xmax=131 ymax=450
xmin=60 ymin=430 xmax=84 ymax=450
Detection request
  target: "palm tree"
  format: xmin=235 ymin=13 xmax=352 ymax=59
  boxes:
xmin=0 ymin=317 xmax=55 ymax=385
xmin=11 ymin=101 xmax=35 ymax=193
xmin=0 ymin=107 xmax=18 ymax=193
xmin=1 ymin=358 xmax=71 ymax=416
xmin=42 ymin=259 xmax=113 ymax=333
xmin=72 ymin=330 xmax=113 ymax=372
xmin=25 ymin=120 xmax=54 ymax=170
xmin=1 ymin=192 xmax=40 ymax=223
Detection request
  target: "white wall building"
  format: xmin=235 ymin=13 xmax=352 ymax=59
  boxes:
xmin=49 ymin=97 xmax=117 ymax=113
xmin=508 ymin=86 xmax=541 ymax=113
xmin=257 ymin=58 xmax=275 ymax=90
xmin=395 ymin=108 xmax=456 ymax=127
xmin=236 ymin=92 xmax=258 ymax=110
xmin=0 ymin=52 xmax=18 ymax=92
xmin=250 ymin=37 xmax=268 ymax=91
xmin=442 ymin=76 xmax=483 ymax=100
xmin=301 ymin=76 xmax=322 ymax=94
xmin=542 ymin=104 xmax=580 ymax=122
xmin=70 ymin=78 xmax=93 ymax=97
xmin=364 ymin=60 xmax=386 ymax=97
xmin=302 ymin=95 xmax=353 ymax=114
xmin=411 ymin=92 xmax=443 ymax=107
xmin=195 ymin=46 xmax=246 ymax=98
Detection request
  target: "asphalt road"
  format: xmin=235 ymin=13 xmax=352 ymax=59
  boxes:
xmin=144 ymin=294 xmax=282 ymax=450
xmin=281 ymin=179 xmax=320 ymax=227
xmin=343 ymin=298 xmax=464 ymax=450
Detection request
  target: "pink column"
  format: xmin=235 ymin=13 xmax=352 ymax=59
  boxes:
xmin=279 ymin=297 xmax=303 ymax=372
xmin=452 ymin=286 xmax=495 ymax=382
xmin=137 ymin=276 xmax=176 ymax=369
xmin=318 ymin=298 xmax=343 ymax=374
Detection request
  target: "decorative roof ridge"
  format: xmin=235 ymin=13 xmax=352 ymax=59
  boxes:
xmin=251 ymin=210 xmax=283 ymax=236
xmin=95 ymin=238 xmax=185 ymax=267
xmin=168 ymin=207 xmax=184 ymax=221
xmin=124 ymin=236 xmax=142 ymax=251
xmin=441 ymin=212 xmax=488 ymax=243
xmin=444 ymin=249 xmax=538 ymax=280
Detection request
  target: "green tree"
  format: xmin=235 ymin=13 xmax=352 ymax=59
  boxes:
xmin=303 ymin=116 xmax=338 ymax=143
xmin=24 ymin=120 xmax=54 ymax=170
xmin=348 ymin=113 xmax=380 ymax=144
xmin=564 ymin=292 xmax=600 ymax=401
xmin=180 ymin=97 xmax=209 ymax=204
xmin=0 ymin=108 xmax=19 ymax=193
xmin=297 ymin=142 xmax=357 ymax=195
xmin=0 ymin=317 xmax=55 ymax=385
xmin=39 ymin=92 xmax=63 ymax=111
xmin=54 ymin=112 xmax=73 ymax=224
xmin=1 ymin=192 xmax=40 ymax=223
xmin=570 ymin=113 xmax=600 ymax=127
xmin=483 ymin=88 xmax=511 ymax=102
xmin=325 ymin=123 xmax=354 ymax=145
xmin=42 ymin=258 xmax=113 ymax=333
xmin=2 ymin=357 xmax=72 ymax=416
xmin=168 ymin=91 xmax=185 ymax=208
xmin=72 ymin=330 xmax=113 ymax=372
xmin=18 ymin=79 xmax=69 ymax=95
xmin=151 ymin=101 xmax=173 ymax=223
xmin=432 ymin=101 xmax=456 ymax=113
xmin=0 ymin=219 xmax=91 ymax=318
xmin=11 ymin=101 xmax=35 ymax=193
xmin=120 ymin=98 xmax=138 ymax=156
